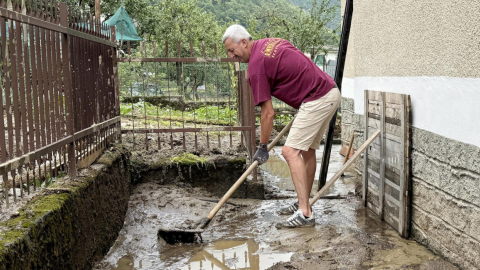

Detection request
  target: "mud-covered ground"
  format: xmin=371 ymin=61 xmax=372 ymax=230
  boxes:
xmin=95 ymin=145 xmax=458 ymax=270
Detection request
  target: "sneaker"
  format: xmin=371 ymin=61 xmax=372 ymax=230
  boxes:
xmin=275 ymin=209 xmax=315 ymax=229
xmin=277 ymin=202 xmax=312 ymax=215
xmin=277 ymin=201 xmax=299 ymax=215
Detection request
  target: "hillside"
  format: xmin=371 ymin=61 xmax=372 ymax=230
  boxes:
xmin=197 ymin=0 xmax=300 ymax=26
xmin=289 ymin=0 xmax=341 ymax=29
xmin=197 ymin=0 xmax=341 ymax=30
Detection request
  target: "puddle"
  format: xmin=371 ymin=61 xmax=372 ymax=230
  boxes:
xmin=178 ymin=239 xmax=293 ymax=270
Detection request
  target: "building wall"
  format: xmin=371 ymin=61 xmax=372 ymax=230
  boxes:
xmin=340 ymin=1 xmax=480 ymax=269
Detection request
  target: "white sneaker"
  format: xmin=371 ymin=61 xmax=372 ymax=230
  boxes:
xmin=275 ymin=209 xmax=315 ymax=229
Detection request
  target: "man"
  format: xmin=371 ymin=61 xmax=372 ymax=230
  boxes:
xmin=222 ymin=25 xmax=340 ymax=229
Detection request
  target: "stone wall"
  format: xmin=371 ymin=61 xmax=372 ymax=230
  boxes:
xmin=0 ymin=148 xmax=132 ymax=270
xmin=130 ymin=154 xmax=263 ymax=200
xmin=410 ymin=129 xmax=480 ymax=269
xmin=341 ymin=97 xmax=480 ymax=269
xmin=341 ymin=97 xmax=365 ymax=176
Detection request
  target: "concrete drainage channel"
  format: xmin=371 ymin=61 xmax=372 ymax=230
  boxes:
xmin=0 ymin=145 xmax=260 ymax=270
xmin=0 ymin=145 xmax=459 ymax=270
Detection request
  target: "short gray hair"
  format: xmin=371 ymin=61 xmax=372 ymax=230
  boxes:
xmin=222 ymin=24 xmax=252 ymax=44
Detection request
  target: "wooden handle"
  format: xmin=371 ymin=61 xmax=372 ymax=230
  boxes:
xmin=309 ymin=130 xmax=380 ymax=206
xmin=206 ymin=119 xmax=295 ymax=220
xmin=343 ymin=131 xmax=355 ymax=164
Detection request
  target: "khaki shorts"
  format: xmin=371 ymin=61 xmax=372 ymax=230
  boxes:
xmin=285 ymin=88 xmax=341 ymax=151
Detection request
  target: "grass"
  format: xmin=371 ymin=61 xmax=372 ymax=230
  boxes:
xmin=121 ymin=100 xmax=238 ymax=125
xmin=121 ymin=100 xmax=294 ymax=126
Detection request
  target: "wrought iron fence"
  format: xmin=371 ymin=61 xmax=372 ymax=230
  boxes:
xmin=117 ymin=40 xmax=256 ymax=156
xmin=0 ymin=0 xmax=120 ymax=208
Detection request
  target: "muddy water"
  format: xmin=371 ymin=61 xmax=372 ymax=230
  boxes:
xmin=261 ymin=145 xmax=356 ymax=199
xmin=95 ymin=145 xmax=457 ymax=270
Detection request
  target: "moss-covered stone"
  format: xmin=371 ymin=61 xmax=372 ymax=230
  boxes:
xmin=0 ymin=148 xmax=132 ymax=270
xmin=169 ymin=153 xmax=208 ymax=167
xmin=229 ymin=157 xmax=247 ymax=164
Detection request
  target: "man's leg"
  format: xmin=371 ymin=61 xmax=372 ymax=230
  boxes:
xmin=282 ymin=146 xmax=315 ymax=217
xmin=302 ymin=147 xmax=317 ymax=197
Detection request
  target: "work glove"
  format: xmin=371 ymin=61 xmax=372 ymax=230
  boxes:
xmin=253 ymin=146 xmax=269 ymax=165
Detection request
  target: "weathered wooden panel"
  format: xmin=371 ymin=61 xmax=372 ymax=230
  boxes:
xmin=367 ymin=157 xmax=401 ymax=186
xmin=368 ymin=119 xmax=402 ymax=138
xmin=384 ymin=211 xmax=399 ymax=231
xmin=372 ymin=134 xmax=403 ymax=154
xmin=368 ymin=101 xmax=403 ymax=119
xmin=368 ymin=91 xmax=411 ymax=106
xmin=364 ymin=90 xmax=411 ymax=238
xmin=369 ymin=144 xmax=403 ymax=169
xmin=385 ymin=181 xmax=400 ymax=201
xmin=368 ymin=169 xmax=380 ymax=190
xmin=367 ymin=189 xmax=380 ymax=209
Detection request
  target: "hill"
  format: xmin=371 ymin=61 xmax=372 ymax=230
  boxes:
xmin=289 ymin=0 xmax=341 ymax=29
xmin=197 ymin=0 xmax=300 ymax=27
xmin=197 ymin=0 xmax=340 ymax=30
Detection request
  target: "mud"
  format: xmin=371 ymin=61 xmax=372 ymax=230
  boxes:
xmin=95 ymin=145 xmax=458 ymax=270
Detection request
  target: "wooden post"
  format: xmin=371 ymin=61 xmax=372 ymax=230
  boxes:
xmin=399 ymin=94 xmax=407 ymax=237
xmin=362 ymin=90 xmax=369 ymax=206
xmin=379 ymin=92 xmax=386 ymax=220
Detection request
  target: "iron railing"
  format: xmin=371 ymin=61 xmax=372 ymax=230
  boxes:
xmin=0 ymin=0 xmax=120 ymax=208
xmin=117 ymin=41 xmax=256 ymax=157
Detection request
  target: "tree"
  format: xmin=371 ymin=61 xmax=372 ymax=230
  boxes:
xmin=65 ymin=0 xmax=158 ymax=37
xmin=114 ymin=0 xmax=231 ymax=102
xmin=153 ymin=0 xmax=226 ymax=101
xmin=248 ymin=0 xmax=340 ymax=59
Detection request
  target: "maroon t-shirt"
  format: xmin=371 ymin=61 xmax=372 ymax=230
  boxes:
xmin=248 ymin=38 xmax=336 ymax=109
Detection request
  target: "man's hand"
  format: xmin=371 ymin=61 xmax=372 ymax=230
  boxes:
xmin=253 ymin=146 xmax=269 ymax=165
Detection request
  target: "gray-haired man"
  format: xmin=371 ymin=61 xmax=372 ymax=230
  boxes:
xmin=223 ymin=24 xmax=340 ymax=229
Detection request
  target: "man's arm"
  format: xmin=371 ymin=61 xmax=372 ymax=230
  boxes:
xmin=252 ymin=99 xmax=275 ymax=165
xmin=259 ymin=99 xmax=275 ymax=144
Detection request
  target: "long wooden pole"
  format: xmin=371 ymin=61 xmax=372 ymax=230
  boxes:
xmin=343 ymin=131 xmax=355 ymax=164
xmin=340 ymin=131 xmax=355 ymax=177
xmin=310 ymin=130 xmax=380 ymax=206
xmin=199 ymin=119 xmax=295 ymax=229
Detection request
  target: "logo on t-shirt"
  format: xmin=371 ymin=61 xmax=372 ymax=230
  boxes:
xmin=261 ymin=38 xmax=285 ymax=58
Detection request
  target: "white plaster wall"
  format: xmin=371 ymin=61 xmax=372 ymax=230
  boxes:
xmin=339 ymin=0 xmax=480 ymax=148
xmin=341 ymin=77 xmax=355 ymax=99
xmin=351 ymin=76 xmax=480 ymax=149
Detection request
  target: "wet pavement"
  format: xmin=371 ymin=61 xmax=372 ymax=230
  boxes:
xmin=95 ymin=145 xmax=458 ymax=270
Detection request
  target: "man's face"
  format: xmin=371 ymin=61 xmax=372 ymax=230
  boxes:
xmin=224 ymin=37 xmax=250 ymax=63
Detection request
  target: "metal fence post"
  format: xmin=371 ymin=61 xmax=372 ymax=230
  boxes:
xmin=60 ymin=2 xmax=76 ymax=177
xmin=247 ymin=73 xmax=257 ymax=181
xmin=111 ymin=25 xmax=121 ymax=142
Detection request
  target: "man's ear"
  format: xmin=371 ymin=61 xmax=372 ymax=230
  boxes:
xmin=241 ymin=38 xmax=248 ymax=48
